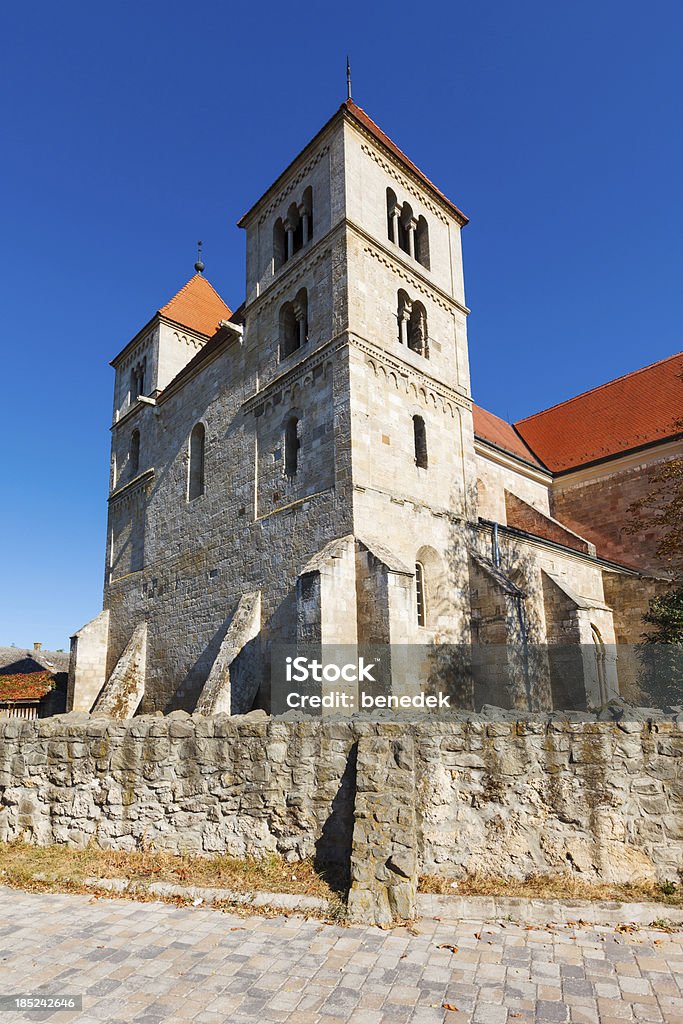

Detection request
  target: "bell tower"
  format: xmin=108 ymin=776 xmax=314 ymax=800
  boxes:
xmin=340 ymin=100 xmax=477 ymax=643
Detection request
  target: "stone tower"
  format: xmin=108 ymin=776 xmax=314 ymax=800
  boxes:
xmin=68 ymin=98 xmax=642 ymax=718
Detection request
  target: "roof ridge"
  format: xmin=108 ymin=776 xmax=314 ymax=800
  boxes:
xmin=515 ymin=350 xmax=683 ymax=426
xmin=342 ymin=99 xmax=468 ymax=224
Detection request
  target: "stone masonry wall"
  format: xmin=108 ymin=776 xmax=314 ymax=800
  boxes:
xmin=1 ymin=713 xmax=681 ymax=898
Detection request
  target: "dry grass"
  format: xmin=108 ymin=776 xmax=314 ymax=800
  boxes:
xmin=419 ymin=871 xmax=683 ymax=907
xmin=0 ymin=841 xmax=339 ymax=905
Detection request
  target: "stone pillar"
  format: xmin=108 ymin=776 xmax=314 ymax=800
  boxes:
xmin=294 ymin=300 xmax=307 ymax=347
xmin=347 ymin=731 xmax=417 ymax=925
xmin=390 ymin=206 xmax=401 ymax=245
xmin=398 ymin=312 xmax=408 ymax=345
xmin=285 ymin=220 xmax=294 ymax=259
xmin=406 ymin=218 xmax=417 ymax=259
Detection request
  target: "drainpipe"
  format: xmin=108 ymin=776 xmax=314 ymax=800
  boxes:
xmin=514 ymin=593 xmax=533 ymax=712
xmin=492 ymin=522 xmax=501 ymax=567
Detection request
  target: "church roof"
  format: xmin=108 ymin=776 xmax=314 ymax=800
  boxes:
xmin=472 ymin=404 xmax=546 ymax=470
xmin=159 ymin=274 xmax=232 ymax=337
xmin=514 ymin=351 xmax=683 ymax=473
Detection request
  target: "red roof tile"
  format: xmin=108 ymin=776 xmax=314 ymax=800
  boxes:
xmin=159 ymin=275 xmax=232 ymax=337
xmin=343 ymin=100 xmax=468 ymax=224
xmin=472 ymin=404 xmax=546 ymax=469
xmin=0 ymin=671 xmax=55 ymax=702
xmin=514 ymin=352 xmax=683 ymax=473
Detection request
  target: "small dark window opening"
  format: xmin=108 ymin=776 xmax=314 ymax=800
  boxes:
xmin=280 ymin=302 xmax=299 ymax=358
xmin=279 ymin=289 xmax=308 ymax=360
xmin=408 ymin=302 xmax=428 ymax=358
xmin=413 ymin=415 xmax=428 ymax=469
xmin=284 ymin=416 xmax=300 ymax=478
xmin=386 ymin=187 xmax=398 ymax=243
xmin=416 ymin=216 xmax=430 ymax=270
xmin=415 ymin=562 xmax=426 ymax=627
xmin=129 ymin=429 xmax=140 ymax=477
xmin=273 ymin=218 xmax=286 ymax=271
xmin=188 ymin=422 xmax=206 ymax=500
xmin=130 ymin=361 xmax=145 ymax=401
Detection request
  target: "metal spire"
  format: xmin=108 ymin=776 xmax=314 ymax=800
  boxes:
xmin=346 ymin=56 xmax=352 ymax=101
xmin=194 ymin=240 xmax=204 ymax=275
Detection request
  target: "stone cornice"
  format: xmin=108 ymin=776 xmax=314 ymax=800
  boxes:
xmin=475 ymin=519 xmax=641 ymax=576
xmin=242 ymin=334 xmax=345 ymax=415
xmin=552 ymin=435 xmax=683 ymax=486
xmin=108 ymin=468 xmax=155 ymax=506
xmin=244 ymin=221 xmax=346 ymax=317
xmin=349 ymin=334 xmax=472 ymax=413
xmin=474 ymin=438 xmax=552 ymax=485
xmin=346 ymin=220 xmax=469 ymax=317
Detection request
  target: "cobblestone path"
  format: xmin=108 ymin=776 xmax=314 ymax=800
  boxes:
xmin=1 ymin=887 xmax=682 ymax=1022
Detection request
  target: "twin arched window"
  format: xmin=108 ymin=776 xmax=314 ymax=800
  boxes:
xmin=274 ymin=186 xmax=313 ymax=271
xmin=280 ymin=288 xmax=308 ymax=359
xmin=398 ymin=290 xmax=429 ymax=358
xmin=130 ymin=359 xmax=146 ymax=403
xmin=386 ymin=188 xmax=430 ymax=270
xmin=188 ymin=422 xmax=206 ymax=500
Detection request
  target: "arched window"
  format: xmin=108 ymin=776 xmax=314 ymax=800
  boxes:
xmin=415 ymin=216 xmax=430 ymax=270
xmin=129 ymin=429 xmax=140 ymax=478
xmin=408 ymin=302 xmax=428 ymax=357
xmin=398 ymin=292 xmax=429 ymax=358
xmin=130 ymin=359 xmax=145 ymax=402
xmin=386 ymin=188 xmax=431 ymax=268
xmin=413 ymin=415 xmax=428 ymax=469
xmin=188 ymin=422 xmax=206 ymax=500
xmin=415 ymin=562 xmax=426 ymax=627
xmin=273 ymin=218 xmax=286 ymax=271
xmin=386 ymin=187 xmax=399 ymax=244
xmin=279 ymin=289 xmax=308 ymax=360
xmin=284 ymin=416 xmax=300 ymax=478
xmin=274 ymin=187 xmax=314 ymax=272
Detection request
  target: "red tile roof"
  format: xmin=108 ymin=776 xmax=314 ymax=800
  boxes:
xmin=343 ymin=100 xmax=469 ymax=225
xmin=0 ymin=671 xmax=55 ymax=702
xmin=159 ymin=275 xmax=232 ymax=337
xmin=514 ymin=352 xmax=683 ymax=473
xmin=472 ymin=404 xmax=546 ymax=469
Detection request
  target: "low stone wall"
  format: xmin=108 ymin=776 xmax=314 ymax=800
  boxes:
xmin=1 ymin=711 xmax=681 ymax=921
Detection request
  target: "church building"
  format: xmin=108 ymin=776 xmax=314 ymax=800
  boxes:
xmin=66 ymin=100 xmax=683 ymax=718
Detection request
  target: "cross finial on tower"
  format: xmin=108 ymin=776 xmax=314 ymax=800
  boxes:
xmin=194 ymin=240 xmax=204 ymax=275
xmin=346 ymin=56 xmax=352 ymax=101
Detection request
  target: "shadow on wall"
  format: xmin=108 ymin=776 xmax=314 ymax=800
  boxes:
xmin=314 ymin=740 xmax=357 ymax=893
xmin=427 ymin=477 xmax=561 ymax=712
xmin=167 ymin=609 xmax=239 ymax=713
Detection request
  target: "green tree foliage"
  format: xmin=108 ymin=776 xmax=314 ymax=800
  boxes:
xmin=639 ymin=587 xmax=683 ymax=708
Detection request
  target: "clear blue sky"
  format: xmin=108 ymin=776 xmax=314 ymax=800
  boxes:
xmin=1 ymin=1 xmax=682 ymax=650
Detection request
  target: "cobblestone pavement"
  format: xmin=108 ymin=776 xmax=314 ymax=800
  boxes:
xmin=1 ymin=887 xmax=683 ymax=1023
